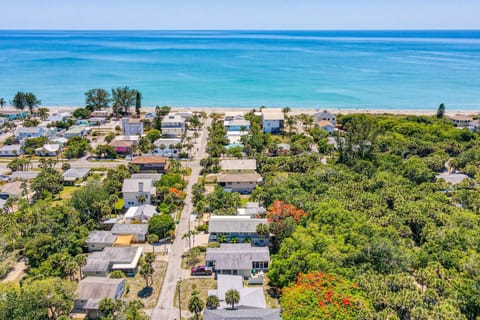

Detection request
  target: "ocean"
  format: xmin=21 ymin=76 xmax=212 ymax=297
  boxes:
xmin=0 ymin=30 xmax=479 ymax=110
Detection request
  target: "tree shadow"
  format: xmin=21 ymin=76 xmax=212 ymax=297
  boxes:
xmin=138 ymin=286 xmax=153 ymax=298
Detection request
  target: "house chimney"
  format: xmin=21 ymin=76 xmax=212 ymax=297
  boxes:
xmin=138 ymin=182 xmax=144 ymax=192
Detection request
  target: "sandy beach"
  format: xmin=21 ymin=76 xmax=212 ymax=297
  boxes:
xmin=26 ymin=106 xmax=479 ymax=117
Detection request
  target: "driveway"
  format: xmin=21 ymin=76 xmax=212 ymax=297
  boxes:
xmin=150 ymin=117 xmax=211 ymax=319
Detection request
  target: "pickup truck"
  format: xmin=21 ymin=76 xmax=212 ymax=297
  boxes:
xmin=191 ymin=265 xmax=213 ymax=276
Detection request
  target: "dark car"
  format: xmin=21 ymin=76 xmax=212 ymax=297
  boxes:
xmin=191 ymin=265 xmax=212 ymax=276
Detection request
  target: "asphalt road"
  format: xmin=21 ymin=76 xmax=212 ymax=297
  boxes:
xmin=150 ymin=117 xmax=211 ymax=320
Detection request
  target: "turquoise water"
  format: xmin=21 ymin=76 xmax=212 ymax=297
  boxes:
xmin=0 ymin=30 xmax=479 ymax=110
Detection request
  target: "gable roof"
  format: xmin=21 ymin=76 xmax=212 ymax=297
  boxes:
xmin=206 ymin=244 xmax=270 ymax=270
xmin=261 ymin=109 xmax=284 ymax=121
xmin=111 ymin=223 xmax=149 ymax=236
xmin=63 ymin=168 xmax=90 ymax=181
xmin=10 ymin=171 xmax=40 ymax=181
xmin=130 ymin=173 xmax=163 ymax=182
xmin=124 ymin=205 xmax=158 ymax=220
xmin=317 ymin=120 xmax=335 ymax=128
xmin=209 ymin=216 xmax=267 ymax=233
xmin=220 ymin=159 xmax=257 ymax=171
xmin=77 ymin=277 xmax=125 ymax=305
xmin=83 ymin=247 xmax=142 ymax=274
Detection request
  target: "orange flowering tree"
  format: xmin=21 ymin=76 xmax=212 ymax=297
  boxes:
xmin=281 ymin=272 xmax=371 ymax=320
xmin=266 ymin=200 xmax=308 ymax=250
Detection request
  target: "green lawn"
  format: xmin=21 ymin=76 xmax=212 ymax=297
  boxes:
xmin=59 ymin=186 xmax=78 ymax=200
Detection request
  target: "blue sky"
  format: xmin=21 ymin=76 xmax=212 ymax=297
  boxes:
xmin=2 ymin=0 xmax=479 ymax=30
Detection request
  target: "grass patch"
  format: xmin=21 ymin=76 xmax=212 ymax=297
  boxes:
xmin=173 ymin=278 xmax=217 ymax=312
xmin=239 ymin=196 xmax=251 ymax=207
xmin=181 ymin=249 xmax=206 ymax=269
xmin=58 ymin=186 xmax=78 ymax=200
xmin=124 ymin=259 xmax=168 ymax=309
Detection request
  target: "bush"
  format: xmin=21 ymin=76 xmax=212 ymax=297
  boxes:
xmin=148 ymin=214 xmax=175 ymax=239
xmin=110 ymin=270 xmax=126 ymax=278
xmin=196 ymin=224 xmax=208 ymax=232
xmin=207 ymin=242 xmax=220 ymax=248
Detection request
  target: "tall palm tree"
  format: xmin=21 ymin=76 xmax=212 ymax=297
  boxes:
xmin=188 ymin=294 xmax=205 ymax=320
xmin=85 ymin=88 xmax=111 ymax=111
xmin=24 ymin=92 xmax=41 ymax=114
xmin=0 ymin=98 xmax=6 ymax=109
xmin=256 ymin=223 xmax=270 ymax=244
xmin=225 ymin=289 xmax=240 ymax=310
xmin=147 ymin=234 xmax=159 ymax=254
xmin=75 ymin=255 xmax=87 ymax=279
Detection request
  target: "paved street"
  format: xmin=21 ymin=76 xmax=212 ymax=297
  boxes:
xmin=151 ymin=117 xmax=211 ymax=320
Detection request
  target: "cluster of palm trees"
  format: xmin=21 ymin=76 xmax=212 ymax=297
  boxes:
xmin=85 ymin=86 xmax=141 ymax=116
xmin=187 ymin=288 xmax=240 ymax=319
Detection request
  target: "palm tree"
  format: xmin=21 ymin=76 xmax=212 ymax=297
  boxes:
xmin=144 ymin=252 xmax=155 ymax=267
xmin=75 ymin=254 xmax=87 ymax=279
xmin=21 ymin=181 xmax=29 ymax=203
xmin=206 ymin=295 xmax=220 ymax=310
xmin=225 ymin=289 xmax=240 ymax=310
xmin=147 ymin=234 xmax=159 ymax=254
xmin=188 ymin=294 xmax=205 ymax=320
xmin=218 ymin=234 xmax=227 ymax=243
xmin=0 ymin=98 xmax=6 ymax=109
xmin=139 ymin=263 xmax=153 ymax=288
xmin=12 ymin=92 xmax=26 ymax=111
xmin=282 ymin=107 xmax=291 ymax=120
xmin=24 ymin=92 xmax=41 ymax=114
xmin=137 ymin=194 xmax=147 ymax=205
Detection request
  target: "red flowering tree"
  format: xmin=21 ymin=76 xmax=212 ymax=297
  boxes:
xmin=266 ymin=200 xmax=308 ymax=250
xmin=281 ymin=272 xmax=371 ymax=320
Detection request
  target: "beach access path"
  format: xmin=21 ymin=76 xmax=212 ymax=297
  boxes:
xmin=150 ymin=117 xmax=212 ymax=320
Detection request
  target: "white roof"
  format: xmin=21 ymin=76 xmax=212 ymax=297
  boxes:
xmin=220 ymin=159 xmax=257 ymax=171
xmin=121 ymin=179 xmax=154 ymax=193
xmin=261 ymin=109 xmax=284 ymax=121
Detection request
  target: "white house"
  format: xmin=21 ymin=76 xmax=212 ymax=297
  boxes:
xmin=314 ymin=109 xmax=336 ymax=126
xmin=34 ymin=144 xmax=61 ymax=156
xmin=121 ymin=118 xmax=144 ymax=136
xmin=122 ymin=179 xmax=156 ymax=208
xmin=161 ymin=114 xmax=186 ymax=137
xmin=16 ymin=127 xmax=46 ymax=140
xmin=153 ymin=138 xmax=183 ymax=158
xmin=261 ymin=109 xmax=284 ymax=134
xmin=0 ymin=145 xmax=23 ymax=157
xmin=124 ymin=204 xmax=158 ymax=223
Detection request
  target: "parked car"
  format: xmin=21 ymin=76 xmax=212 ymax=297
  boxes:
xmin=191 ymin=265 xmax=212 ymax=276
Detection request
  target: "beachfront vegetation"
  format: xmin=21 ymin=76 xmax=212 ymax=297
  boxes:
xmin=112 ymin=86 xmax=139 ymax=116
xmin=73 ymin=107 xmax=91 ymax=119
xmin=85 ymin=88 xmax=111 ymax=111
xmin=246 ymin=113 xmax=480 ymax=319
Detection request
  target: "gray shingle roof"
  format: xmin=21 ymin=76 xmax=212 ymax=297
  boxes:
xmin=77 ymin=277 xmax=125 ymax=310
xmin=111 ymin=223 xmax=148 ymax=236
xmin=86 ymin=231 xmax=117 ymax=245
xmin=209 ymin=216 xmax=267 ymax=233
xmin=83 ymin=247 xmax=141 ymax=273
xmin=210 ymin=275 xmax=267 ymax=310
xmin=206 ymin=244 xmax=270 ymax=270
xmin=63 ymin=168 xmax=90 ymax=181
xmin=204 ymin=308 xmax=281 ymax=320
xmin=217 ymin=173 xmax=262 ymax=183
xmin=10 ymin=171 xmax=40 ymax=181
xmin=220 ymin=159 xmax=257 ymax=171
xmin=121 ymin=179 xmax=153 ymax=193
xmin=130 ymin=173 xmax=163 ymax=182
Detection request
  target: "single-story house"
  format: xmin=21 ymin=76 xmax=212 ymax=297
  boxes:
xmin=203 ymin=309 xmax=281 ymax=320
xmin=0 ymin=110 xmax=29 ymax=120
xmin=16 ymin=127 xmax=47 ymax=140
xmin=208 ymin=274 xmax=267 ymax=310
xmin=63 ymin=168 xmax=90 ymax=186
xmin=206 ymin=244 xmax=270 ymax=279
xmin=86 ymin=231 xmax=118 ymax=252
xmin=110 ymin=140 xmax=136 ymax=155
xmin=0 ymin=145 xmax=23 ymax=157
xmin=9 ymin=171 xmax=40 ymax=181
xmin=111 ymin=223 xmax=149 ymax=243
xmin=34 ymin=144 xmax=61 ymax=156
xmin=122 ymin=178 xmax=156 ymax=208
xmin=87 ymin=117 xmax=107 ymax=126
xmin=64 ymin=126 xmax=88 ymax=139
xmin=0 ymin=181 xmax=24 ymax=200
xmin=237 ymin=202 xmax=266 ymax=217
xmin=436 ymin=172 xmax=471 ymax=185
xmin=74 ymin=277 xmax=125 ymax=319
xmin=217 ymin=172 xmax=262 ymax=194
xmin=82 ymin=246 xmax=143 ymax=277
xmin=208 ymin=216 xmax=269 ymax=246
xmin=261 ymin=109 xmax=284 ymax=134
xmin=316 ymin=120 xmax=335 ymax=135
xmin=124 ymin=204 xmax=158 ymax=223
xmin=448 ymin=115 xmax=474 ymax=127
xmin=130 ymin=173 xmax=163 ymax=183
xmin=220 ymin=159 xmax=257 ymax=173
xmin=90 ymin=110 xmax=111 ymax=118
xmin=314 ymin=109 xmax=337 ymax=126
xmin=130 ymin=156 xmax=169 ymax=173
xmin=47 ymin=112 xmax=71 ymax=123
xmin=51 ymin=137 xmax=69 ymax=146
xmin=153 ymin=138 xmax=183 ymax=158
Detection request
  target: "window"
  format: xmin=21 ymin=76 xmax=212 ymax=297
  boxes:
xmin=252 ymin=261 xmax=269 ymax=269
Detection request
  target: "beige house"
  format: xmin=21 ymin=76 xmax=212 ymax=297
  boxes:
xmin=217 ymin=172 xmax=262 ymax=194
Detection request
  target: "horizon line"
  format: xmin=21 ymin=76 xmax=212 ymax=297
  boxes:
xmin=1 ymin=28 xmax=480 ymax=32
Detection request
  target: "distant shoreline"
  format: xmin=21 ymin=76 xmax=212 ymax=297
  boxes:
xmin=5 ymin=106 xmax=477 ymax=117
